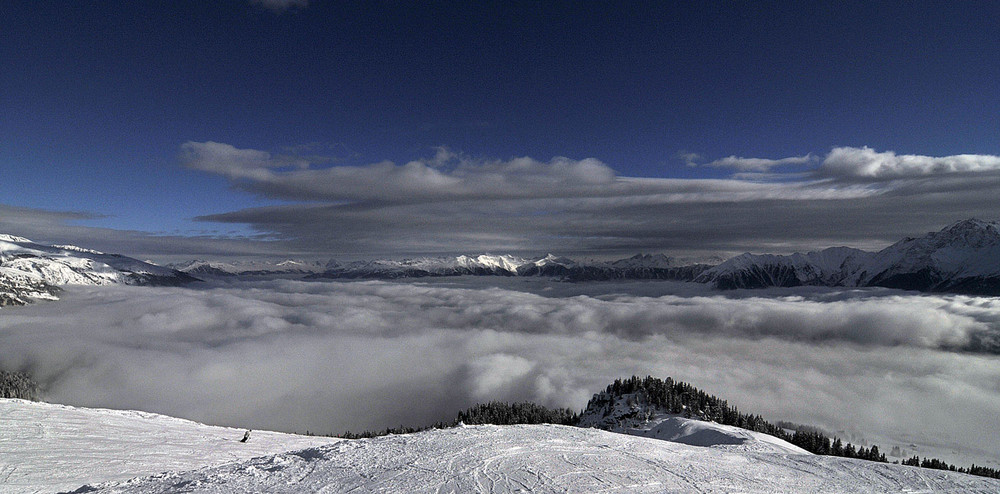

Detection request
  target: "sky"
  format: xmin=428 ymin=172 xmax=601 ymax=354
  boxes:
xmin=5 ymin=1 xmax=1000 ymax=470
xmin=2 ymin=1 xmax=1000 ymax=261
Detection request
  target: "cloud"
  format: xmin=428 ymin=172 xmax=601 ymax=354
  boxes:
xmin=10 ymin=143 xmax=1000 ymax=263
xmin=678 ymin=152 xmax=703 ymax=167
xmin=820 ymin=146 xmax=1000 ymax=179
xmin=0 ymin=203 xmax=301 ymax=264
xmin=172 ymin=141 xmax=1000 ymax=260
xmin=703 ymin=154 xmax=814 ymax=172
xmin=2 ymin=279 xmax=1000 ymax=465
xmin=181 ymin=141 xmax=310 ymax=177
xmin=251 ymin=0 xmax=308 ymax=12
xmin=180 ymin=141 xmax=620 ymax=203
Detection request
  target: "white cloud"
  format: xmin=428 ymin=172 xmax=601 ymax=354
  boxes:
xmin=180 ymin=141 xmax=620 ymax=203
xmin=2 ymin=280 xmax=1000 ymax=465
xmin=820 ymin=146 xmax=1000 ymax=179
xmin=180 ymin=141 xmax=310 ymax=178
xmin=678 ymin=151 xmax=703 ymax=167
xmin=704 ymin=154 xmax=814 ymax=172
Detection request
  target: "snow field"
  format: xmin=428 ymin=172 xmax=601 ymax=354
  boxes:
xmin=79 ymin=424 xmax=1000 ymax=493
xmin=0 ymin=399 xmax=338 ymax=493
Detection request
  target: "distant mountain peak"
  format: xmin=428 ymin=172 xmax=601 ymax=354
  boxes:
xmin=933 ymin=218 xmax=1000 ymax=247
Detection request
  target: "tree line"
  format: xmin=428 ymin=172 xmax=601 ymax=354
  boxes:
xmin=0 ymin=370 xmax=39 ymax=400
xmin=338 ymin=401 xmax=577 ymax=439
xmin=901 ymin=455 xmax=1000 ymax=479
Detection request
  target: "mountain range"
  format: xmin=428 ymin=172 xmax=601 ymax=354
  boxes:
xmin=253 ymin=218 xmax=1000 ymax=295
xmin=4 ymin=219 xmax=1000 ymax=306
xmin=304 ymin=253 xmax=712 ymax=281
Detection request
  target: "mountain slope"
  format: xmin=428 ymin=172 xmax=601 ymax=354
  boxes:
xmin=696 ymin=219 xmax=1000 ymax=294
xmin=858 ymin=218 xmax=1000 ymax=292
xmin=0 ymin=234 xmax=197 ymax=306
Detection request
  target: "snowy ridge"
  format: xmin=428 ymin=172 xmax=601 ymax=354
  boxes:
xmin=0 ymin=234 xmax=31 ymax=243
xmin=0 ymin=235 xmax=197 ymax=306
xmin=695 ymin=247 xmax=873 ymax=289
xmin=308 ymin=252 xmax=709 ymax=281
xmin=170 ymin=259 xmax=329 ymax=277
xmin=696 ymin=219 xmax=1000 ymax=294
xmin=51 ymin=244 xmax=104 ymax=254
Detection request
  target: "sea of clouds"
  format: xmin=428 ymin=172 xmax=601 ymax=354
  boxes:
xmin=2 ymin=279 xmax=999 ymax=465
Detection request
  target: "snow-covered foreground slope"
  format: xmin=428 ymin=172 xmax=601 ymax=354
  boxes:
xmin=0 ymin=399 xmax=338 ymax=494
xmin=81 ymin=424 xmax=1000 ymax=493
xmin=3 ymin=398 xmax=997 ymax=493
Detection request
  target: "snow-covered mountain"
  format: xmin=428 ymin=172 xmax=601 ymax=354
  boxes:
xmin=6 ymin=398 xmax=994 ymax=493
xmin=312 ymin=254 xmax=529 ymax=279
xmin=309 ymin=253 xmax=710 ymax=281
xmin=857 ymin=218 xmax=1000 ymax=293
xmin=170 ymin=258 xmax=330 ymax=277
xmin=696 ymin=219 xmax=1000 ymax=294
xmin=694 ymin=247 xmax=874 ymax=289
xmin=0 ymin=234 xmax=197 ymax=306
xmin=162 ymin=218 xmax=1000 ymax=295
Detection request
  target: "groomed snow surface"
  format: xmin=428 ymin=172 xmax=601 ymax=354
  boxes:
xmin=0 ymin=400 xmax=337 ymax=493
xmin=3 ymin=399 xmax=998 ymax=493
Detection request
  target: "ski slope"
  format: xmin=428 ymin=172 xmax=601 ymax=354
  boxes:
xmin=80 ymin=424 xmax=1000 ymax=493
xmin=0 ymin=399 xmax=338 ymax=493
xmin=3 ymin=398 xmax=998 ymax=493
xmin=0 ymin=399 xmax=1000 ymax=493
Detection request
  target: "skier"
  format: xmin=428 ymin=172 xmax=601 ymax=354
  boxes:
xmin=240 ymin=430 xmax=251 ymax=443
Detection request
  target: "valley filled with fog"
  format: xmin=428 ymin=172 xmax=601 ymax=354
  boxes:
xmin=3 ymin=277 xmax=999 ymax=468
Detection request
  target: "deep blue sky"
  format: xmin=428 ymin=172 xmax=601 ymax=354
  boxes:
xmin=2 ymin=1 xmax=999 ymax=256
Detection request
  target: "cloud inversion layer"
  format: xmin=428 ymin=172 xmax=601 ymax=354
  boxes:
xmin=2 ymin=280 xmax=999 ymax=465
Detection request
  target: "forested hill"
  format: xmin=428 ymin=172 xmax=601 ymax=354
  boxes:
xmin=578 ymin=376 xmax=1000 ymax=479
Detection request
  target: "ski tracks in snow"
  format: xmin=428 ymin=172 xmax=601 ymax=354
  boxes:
xmin=75 ymin=424 xmax=1000 ymax=493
